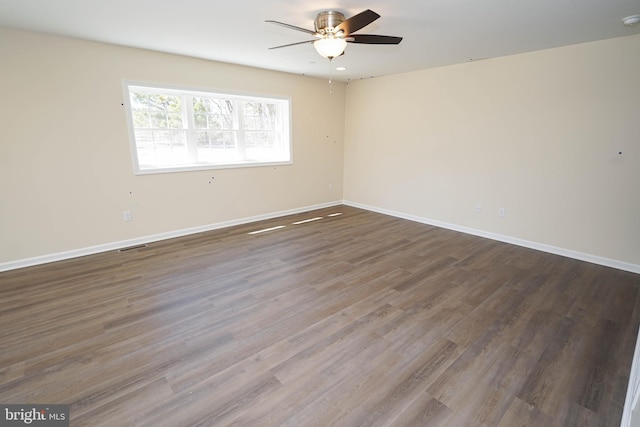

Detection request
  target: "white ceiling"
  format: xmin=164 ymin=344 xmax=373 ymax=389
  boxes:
xmin=1 ymin=0 xmax=639 ymax=82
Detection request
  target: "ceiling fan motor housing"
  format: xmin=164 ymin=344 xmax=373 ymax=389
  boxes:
xmin=315 ymin=11 xmax=345 ymax=34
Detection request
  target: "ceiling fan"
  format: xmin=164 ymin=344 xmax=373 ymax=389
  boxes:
xmin=266 ymin=9 xmax=402 ymax=60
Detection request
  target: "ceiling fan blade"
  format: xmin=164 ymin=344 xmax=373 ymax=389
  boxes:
xmin=268 ymin=40 xmax=315 ymax=50
xmin=335 ymin=9 xmax=380 ymax=35
xmin=265 ymin=20 xmax=317 ymax=36
xmin=348 ymin=34 xmax=403 ymax=45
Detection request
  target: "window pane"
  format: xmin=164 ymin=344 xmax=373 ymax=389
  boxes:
xmin=133 ymin=111 xmax=150 ymax=127
xmin=196 ymin=131 xmax=239 ymax=163
xmin=167 ymin=113 xmax=183 ymax=129
xmin=245 ymin=131 xmax=275 ymax=148
xmin=192 ymin=97 xmax=234 ymax=130
xmin=194 ymin=113 xmax=208 ymax=129
xmin=242 ymin=101 xmax=277 ymax=132
xmin=135 ymin=129 xmax=188 ymax=167
xmin=150 ymin=112 xmax=167 ymax=128
xmin=196 ymin=131 xmax=236 ymax=149
xmin=130 ymin=92 xmax=183 ymax=130
xmin=244 ymin=116 xmax=256 ymax=130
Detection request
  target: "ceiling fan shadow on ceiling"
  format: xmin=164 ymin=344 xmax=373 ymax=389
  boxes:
xmin=266 ymin=9 xmax=402 ymax=61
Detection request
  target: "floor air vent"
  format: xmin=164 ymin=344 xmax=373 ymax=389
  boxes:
xmin=118 ymin=244 xmax=148 ymax=252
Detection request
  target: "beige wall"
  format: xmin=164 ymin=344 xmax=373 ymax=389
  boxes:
xmin=0 ymin=28 xmax=345 ymax=266
xmin=344 ymin=34 xmax=640 ymax=268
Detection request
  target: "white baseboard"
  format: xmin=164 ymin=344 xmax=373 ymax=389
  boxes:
xmin=0 ymin=201 xmax=343 ymax=272
xmin=4 ymin=199 xmax=638 ymax=275
xmin=343 ymin=200 xmax=640 ymax=275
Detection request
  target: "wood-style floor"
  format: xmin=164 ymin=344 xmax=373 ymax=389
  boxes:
xmin=1 ymin=205 xmax=639 ymax=426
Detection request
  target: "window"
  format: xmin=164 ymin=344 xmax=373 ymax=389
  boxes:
xmin=123 ymin=82 xmax=291 ymax=174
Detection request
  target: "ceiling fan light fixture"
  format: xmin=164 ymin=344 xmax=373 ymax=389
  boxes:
xmin=313 ymin=37 xmax=347 ymax=60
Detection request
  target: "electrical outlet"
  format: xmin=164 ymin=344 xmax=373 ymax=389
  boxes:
xmin=475 ymin=204 xmax=482 ymax=214
xmin=329 ymin=183 xmax=333 ymax=191
xmin=498 ymin=208 xmax=506 ymax=218
xmin=123 ymin=210 xmax=133 ymax=221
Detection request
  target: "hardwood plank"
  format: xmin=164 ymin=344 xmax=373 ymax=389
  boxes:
xmin=390 ymin=394 xmax=453 ymax=427
xmin=338 ymin=338 xmax=460 ymax=427
xmin=497 ymin=397 xmax=554 ymax=426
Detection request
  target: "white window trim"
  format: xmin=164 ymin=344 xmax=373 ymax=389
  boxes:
xmin=122 ymin=80 xmax=293 ymax=175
